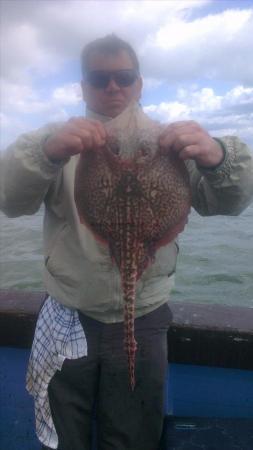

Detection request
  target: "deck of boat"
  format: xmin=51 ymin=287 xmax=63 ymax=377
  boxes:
xmin=1 ymin=291 xmax=253 ymax=449
xmin=160 ymin=415 xmax=253 ymax=449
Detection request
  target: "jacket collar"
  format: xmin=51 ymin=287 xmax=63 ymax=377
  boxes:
xmin=85 ymin=101 xmax=142 ymax=123
xmin=85 ymin=107 xmax=112 ymax=123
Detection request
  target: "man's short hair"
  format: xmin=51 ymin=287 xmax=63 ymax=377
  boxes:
xmin=80 ymin=34 xmax=140 ymax=78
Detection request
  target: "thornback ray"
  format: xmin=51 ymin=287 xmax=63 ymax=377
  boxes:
xmin=74 ymin=102 xmax=191 ymax=390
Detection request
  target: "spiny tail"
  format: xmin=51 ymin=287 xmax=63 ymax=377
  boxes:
xmin=122 ymin=264 xmax=138 ymax=391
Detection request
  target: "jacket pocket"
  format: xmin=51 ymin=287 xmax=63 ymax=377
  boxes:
xmin=140 ymin=240 xmax=179 ymax=279
xmin=45 ymin=224 xmax=72 ymax=277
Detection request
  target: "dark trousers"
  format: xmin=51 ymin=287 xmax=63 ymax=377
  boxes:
xmin=44 ymin=303 xmax=172 ymax=450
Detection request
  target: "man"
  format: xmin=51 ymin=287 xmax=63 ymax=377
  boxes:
xmin=1 ymin=35 xmax=253 ymax=450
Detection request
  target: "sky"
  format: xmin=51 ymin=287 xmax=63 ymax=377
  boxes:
xmin=1 ymin=0 xmax=253 ymax=151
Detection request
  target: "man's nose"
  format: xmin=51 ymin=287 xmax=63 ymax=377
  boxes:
xmin=105 ymin=78 xmax=121 ymax=92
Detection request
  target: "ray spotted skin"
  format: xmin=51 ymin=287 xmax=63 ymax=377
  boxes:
xmin=74 ymin=107 xmax=191 ymax=390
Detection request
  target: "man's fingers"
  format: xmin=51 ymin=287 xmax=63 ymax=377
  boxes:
xmin=44 ymin=133 xmax=85 ymax=161
xmin=178 ymin=145 xmax=201 ymax=161
xmin=160 ymin=132 xmax=199 ymax=154
xmin=44 ymin=118 xmax=108 ymax=161
xmin=88 ymin=119 xmax=108 ymax=140
xmin=159 ymin=121 xmax=202 ymax=148
xmin=67 ymin=117 xmax=107 ymax=146
xmin=59 ymin=133 xmax=85 ymax=154
xmin=160 ymin=120 xmax=200 ymax=135
xmin=158 ymin=120 xmax=224 ymax=167
xmin=66 ymin=122 xmax=106 ymax=148
xmin=158 ymin=122 xmax=208 ymax=162
xmin=172 ymin=133 xmax=203 ymax=153
xmin=76 ymin=118 xmax=108 ymax=142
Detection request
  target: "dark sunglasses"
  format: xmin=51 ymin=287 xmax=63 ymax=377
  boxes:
xmin=85 ymin=69 xmax=139 ymax=89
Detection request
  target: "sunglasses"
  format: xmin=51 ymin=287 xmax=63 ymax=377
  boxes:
xmin=85 ymin=69 xmax=139 ymax=89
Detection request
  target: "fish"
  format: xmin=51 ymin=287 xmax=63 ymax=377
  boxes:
xmin=74 ymin=102 xmax=191 ymax=390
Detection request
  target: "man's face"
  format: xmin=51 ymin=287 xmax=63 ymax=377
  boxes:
xmin=81 ymin=50 xmax=143 ymax=118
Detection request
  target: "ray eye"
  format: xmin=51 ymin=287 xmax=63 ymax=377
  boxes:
xmin=100 ymin=177 xmax=109 ymax=188
xmin=108 ymin=136 xmax=120 ymax=155
xmin=111 ymin=144 xmax=120 ymax=155
xmin=141 ymin=148 xmax=148 ymax=156
xmin=139 ymin=142 xmax=150 ymax=156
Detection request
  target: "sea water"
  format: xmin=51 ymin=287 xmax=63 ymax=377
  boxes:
xmin=0 ymin=204 xmax=253 ymax=307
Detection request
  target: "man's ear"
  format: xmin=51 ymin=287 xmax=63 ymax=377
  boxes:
xmin=80 ymin=80 xmax=87 ymax=102
xmin=136 ymin=77 xmax=143 ymax=101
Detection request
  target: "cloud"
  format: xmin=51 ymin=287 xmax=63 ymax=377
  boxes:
xmin=144 ymin=85 xmax=253 ymax=147
xmin=1 ymin=1 xmax=252 ymax=150
xmin=0 ymin=112 xmax=29 ymax=150
xmin=1 ymin=79 xmax=81 ymax=114
xmin=4 ymin=0 xmax=247 ymax=84
xmin=144 ymin=85 xmax=253 ymax=118
xmin=0 ymin=81 xmax=82 ymax=149
xmin=1 ymin=1 xmax=252 ymax=85
xmin=1 ymin=21 xmax=62 ymax=83
xmin=52 ymin=83 xmax=82 ymax=105
xmin=154 ymin=9 xmax=251 ymax=50
xmin=1 ymin=79 xmax=49 ymax=114
xmin=140 ymin=8 xmax=253 ymax=84
xmin=1 ymin=1 xmax=252 ymax=87
xmin=145 ymin=101 xmax=189 ymax=120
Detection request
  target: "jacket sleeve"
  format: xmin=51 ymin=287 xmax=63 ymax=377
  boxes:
xmin=0 ymin=123 xmax=66 ymax=218
xmin=185 ymin=136 xmax=253 ymax=216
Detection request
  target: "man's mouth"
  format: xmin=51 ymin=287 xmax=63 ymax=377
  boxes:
xmin=107 ymin=98 xmax=123 ymax=103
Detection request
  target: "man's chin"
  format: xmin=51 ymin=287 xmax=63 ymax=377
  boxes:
xmin=91 ymin=100 xmax=132 ymax=118
xmin=106 ymin=103 xmax=127 ymax=118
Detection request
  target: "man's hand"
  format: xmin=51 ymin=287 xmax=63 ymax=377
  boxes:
xmin=44 ymin=117 xmax=107 ymax=162
xmin=159 ymin=121 xmax=224 ymax=169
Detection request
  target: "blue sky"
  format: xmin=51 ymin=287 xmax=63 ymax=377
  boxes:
xmin=1 ymin=0 xmax=253 ymax=150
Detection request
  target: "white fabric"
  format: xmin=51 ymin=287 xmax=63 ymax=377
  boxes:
xmin=26 ymin=296 xmax=87 ymax=449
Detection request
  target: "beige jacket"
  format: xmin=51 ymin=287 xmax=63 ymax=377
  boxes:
xmin=1 ymin=114 xmax=253 ymax=323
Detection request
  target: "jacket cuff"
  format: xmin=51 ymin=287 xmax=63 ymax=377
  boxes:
xmin=24 ymin=133 xmax=69 ymax=178
xmin=198 ymin=137 xmax=236 ymax=187
xmin=41 ymin=134 xmax=70 ymax=169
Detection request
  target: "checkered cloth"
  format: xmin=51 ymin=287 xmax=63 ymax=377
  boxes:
xmin=26 ymin=296 xmax=88 ymax=449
